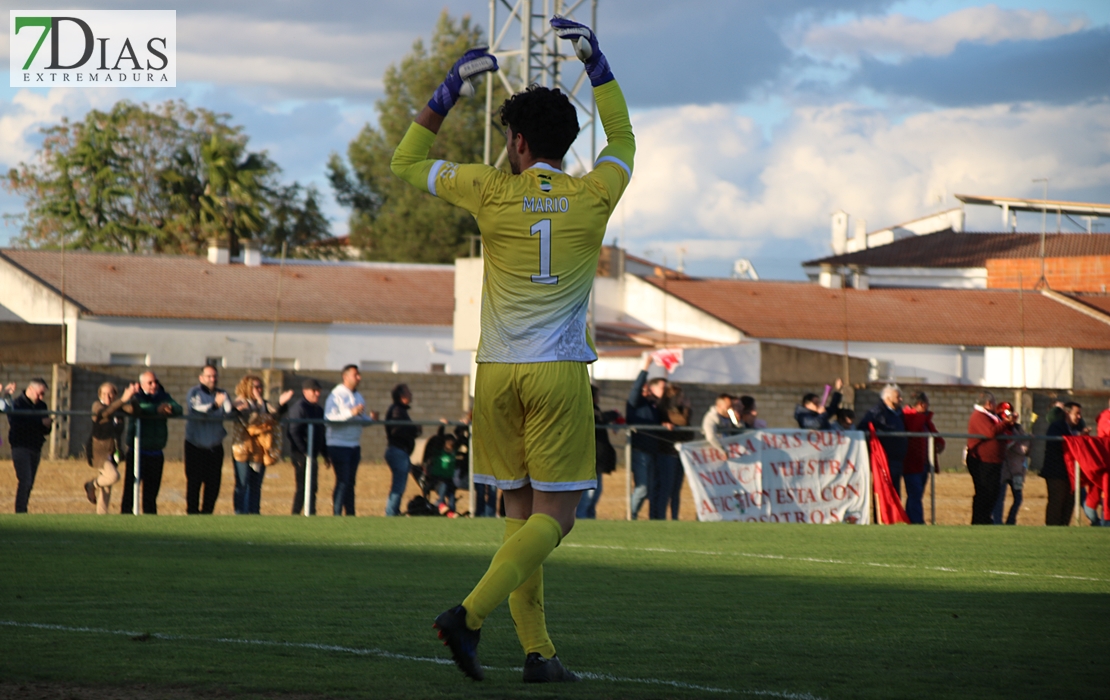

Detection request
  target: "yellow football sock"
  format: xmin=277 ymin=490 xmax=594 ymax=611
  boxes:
xmin=502 ymin=518 xmax=557 ymax=659
xmin=463 ymin=513 xmax=561 ymax=631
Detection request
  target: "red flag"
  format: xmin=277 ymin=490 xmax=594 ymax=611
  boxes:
xmin=1063 ymin=436 xmax=1110 ymax=519
xmin=868 ymin=427 xmax=910 ymax=525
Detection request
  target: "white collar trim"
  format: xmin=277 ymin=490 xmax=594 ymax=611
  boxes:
xmin=527 ymin=162 xmax=563 ymax=174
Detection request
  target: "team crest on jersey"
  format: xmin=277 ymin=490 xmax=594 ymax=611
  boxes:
xmin=439 ymin=162 xmax=459 ymax=182
xmin=537 ymin=173 xmax=553 ymax=192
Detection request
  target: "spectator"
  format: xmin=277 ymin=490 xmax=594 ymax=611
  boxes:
xmin=1042 ymin=401 xmax=1084 ymax=526
xmin=230 ymin=375 xmax=294 ymax=515
xmin=0 ymin=382 xmax=14 ymax=411
xmin=836 ymin=408 xmax=855 ymax=431
xmin=423 ymin=426 xmax=458 ymax=514
xmin=5 ymin=379 xmax=52 ymax=513
xmin=795 ymin=393 xmax=832 ymax=430
xmin=901 ymin=392 xmax=945 ymax=524
xmin=655 ymin=383 xmax=694 ymax=520
xmin=738 ymin=395 xmax=767 ymax=429
xmin=993 ymin=402 xmax=1029 ymax=525
xmin=453 ymin=413 xmax=490 ymax=516
xmin=797 ymin=379 xmax=844 ymax=430
xmin=578 ymin=386 xmax=619 ymax=520
xmin=626 ymin=355 xmax=668 ymax=520
xmin=86 ymin=381 xmax=136 ymax=514
xmin=326 ymin=365 xmax=374 ymax=516
xmin=121 ymin=371 xmax=182 ymax=515
xmin=965 ymin=391 xmax=1008 ymax=525
xmin=286 ymin=379 xmax=328 ymax=515
xmin=701 ymin=394 xmax=735 ymax=451
xmin=855 ymin=385 xmax=908 ymax=496
xmin=184 ymin=365 xmax=232 ymax=515
xmin=384 ymin=383 xmax=422 ymax=517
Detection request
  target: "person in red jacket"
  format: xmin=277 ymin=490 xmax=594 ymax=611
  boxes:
xmin=966 ymin=391 xmax=1009 ymax=525
xmin=902 ymin=392 xmax=945 ymax=524
xmin=1098 ymin=398 xmax=1110 ymax=439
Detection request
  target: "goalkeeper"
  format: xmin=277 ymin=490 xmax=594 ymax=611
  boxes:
xmin=391 ymin=16 xmax=634 ymax=683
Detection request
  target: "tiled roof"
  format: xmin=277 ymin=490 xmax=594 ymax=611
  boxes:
xmin=647 ymin=277 xmax=1110 ymax=349
xmin=803 ymin=230 xmax=1110 ymax=268
xmin=1074 ymin=294 xmax=1110 ymax=316
xmin=0 ymin=249 xmax=454 ymax=326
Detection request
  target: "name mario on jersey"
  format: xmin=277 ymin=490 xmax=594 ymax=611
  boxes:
xmin=522 ymin=196 xmax=570 ymax=213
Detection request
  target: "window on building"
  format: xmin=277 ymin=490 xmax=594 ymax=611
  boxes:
xmin=265 ymin=358 xmax=299 ymax=370
xmin=109 ymin=353 xmax=149 ymax=366
xmin=430 ymin=363 xmax=447 ymax=374
xmin=360 ymin=360 xmax=397 ymax=373
xmin=205 ymin=356 xmax=225 ymax=369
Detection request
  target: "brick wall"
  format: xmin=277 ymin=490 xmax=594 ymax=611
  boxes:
xmin=987 ymin=256 xmax=1110 ymax=293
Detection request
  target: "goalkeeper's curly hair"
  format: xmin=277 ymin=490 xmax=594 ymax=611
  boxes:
xmin=499 ymin=85 xmax=580 ymax=162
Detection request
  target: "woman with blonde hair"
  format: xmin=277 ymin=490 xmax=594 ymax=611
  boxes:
xmin=231 ymin=375 xmax=294 ymax=514
xmin=86 ymin=381 xmax=137 ymax=514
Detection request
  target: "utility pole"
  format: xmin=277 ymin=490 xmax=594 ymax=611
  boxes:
xmin=1032 ymin=178 xmax=1048 ymax=289
xmin=484 ymin=0 xmax=599 ymax=173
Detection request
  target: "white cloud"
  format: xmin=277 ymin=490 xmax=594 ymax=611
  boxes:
xmin=0 ymin=89 xmax=123 ymax=168
xmin=617 ymin=98 xmax=1110 ymax=266
xmin=175 ymin=17 xmax=413 ymax=98
xmin=799 ymin=5 xmax=1087 ymax=60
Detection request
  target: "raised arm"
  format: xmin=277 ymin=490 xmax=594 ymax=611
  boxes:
xmin=390 ymin=48 xmax=499 ymax=193
xmin=551 ymin=16 xmax=635 ymax=183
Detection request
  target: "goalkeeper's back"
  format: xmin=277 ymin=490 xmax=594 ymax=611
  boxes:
xmin=392 ymin=80 xmax=634 ymax=365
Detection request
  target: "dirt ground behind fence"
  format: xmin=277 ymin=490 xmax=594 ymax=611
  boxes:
xmin=0 ymin=457 xmax=1056 ymax=525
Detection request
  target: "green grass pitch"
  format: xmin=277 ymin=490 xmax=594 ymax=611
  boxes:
xmin=1 ymin=516 xmax=1106 ymax=699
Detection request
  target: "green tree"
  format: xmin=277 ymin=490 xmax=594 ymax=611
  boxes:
xmin=5 ymin=100 xmax=329 ymax=256
xmin=328 ymin=11 xmax=509 ymax=263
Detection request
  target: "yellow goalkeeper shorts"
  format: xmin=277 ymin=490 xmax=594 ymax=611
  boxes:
xmin=472 ymin=361 xmax=597 ymax=492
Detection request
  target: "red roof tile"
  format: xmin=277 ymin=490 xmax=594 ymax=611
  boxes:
xmin=0 ymin=249 xmax=454 ymax=326
xmin=648 ymin=277 xmax=1110 ymax=349
xmin=804 ymin=230 xmax=1110 ymax=268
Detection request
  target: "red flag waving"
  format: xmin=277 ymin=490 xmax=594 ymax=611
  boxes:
xmin=868 ymin=426 xmax=910 ymax=525
xmin=1063 ymin=436 xmax=1110 ymax=521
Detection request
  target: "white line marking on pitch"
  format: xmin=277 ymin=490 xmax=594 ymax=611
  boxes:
xmin=0 ymin=620 xmax=824 ymax=700
xmin=560 ymin=544 xmax=1110 ymax=584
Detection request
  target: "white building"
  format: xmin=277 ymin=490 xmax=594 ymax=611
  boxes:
xmin=0 ymin=245 xmax=471 ymax=374
xmin=455 ymin=246 xmax=1110 ymax=389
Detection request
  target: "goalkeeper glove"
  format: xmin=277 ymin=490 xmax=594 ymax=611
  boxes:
xmin=550 ymin=16 xmax=613 ymax=87
xmin=428 ymin=48 xmax=499 ymax=116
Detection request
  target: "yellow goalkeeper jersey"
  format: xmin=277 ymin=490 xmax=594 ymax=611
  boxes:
xmin=392 ymin=80 xmax=635 ymax=364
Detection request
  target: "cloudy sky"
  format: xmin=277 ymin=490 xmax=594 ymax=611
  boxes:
xmin=2 ymin=0 xmax=1108 ymax=279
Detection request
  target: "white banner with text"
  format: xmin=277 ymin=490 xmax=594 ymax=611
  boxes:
xmin=679 ymin=430 xmax=871 ymax=524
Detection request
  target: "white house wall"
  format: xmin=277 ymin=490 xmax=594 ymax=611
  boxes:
xmin=983 ymin=347 xmax=1073 ymax=389
xmin=767 ymin=338 xmax=984 ymax=385
xmin=618 ymin=274 xmax=742 ymax=344
xmin=73 ymin=316 xmax=469 ymax=373
xmin=0 ymin=257 xmax=81 ymax=361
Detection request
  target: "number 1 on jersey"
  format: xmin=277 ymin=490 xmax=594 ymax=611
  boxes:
xmin=530 ymin=219 xmax=558 ymax=285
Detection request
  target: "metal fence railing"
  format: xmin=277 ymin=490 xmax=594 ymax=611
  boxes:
xmin=0 ymin=407 xmax=1096 ymax=525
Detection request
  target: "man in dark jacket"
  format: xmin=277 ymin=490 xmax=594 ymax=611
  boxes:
xmin=286 ymin=379 xmax=328 ymax=515
xmin=626 ymin=356 xmax=668 ymax=520
xmin=854 ymin=385 xmax=908 ymax=496
xmin=795 ymin=393 xmax=832 ymax=430
xmin=121 ymin=371 xmax=183 ymax=515
xmin=4 ymin=379 xmax=52 ymax=513
xmin=965 ymin=391 xmax=1008 ymax=525
xmin=1042 ymin=401 xmax=1085 ymax=526
xmin=384 ymin=383 xmax=422 ymax=517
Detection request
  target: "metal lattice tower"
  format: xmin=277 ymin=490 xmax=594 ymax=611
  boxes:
xmin=483 ymin=0 xmax=599 ymax=173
